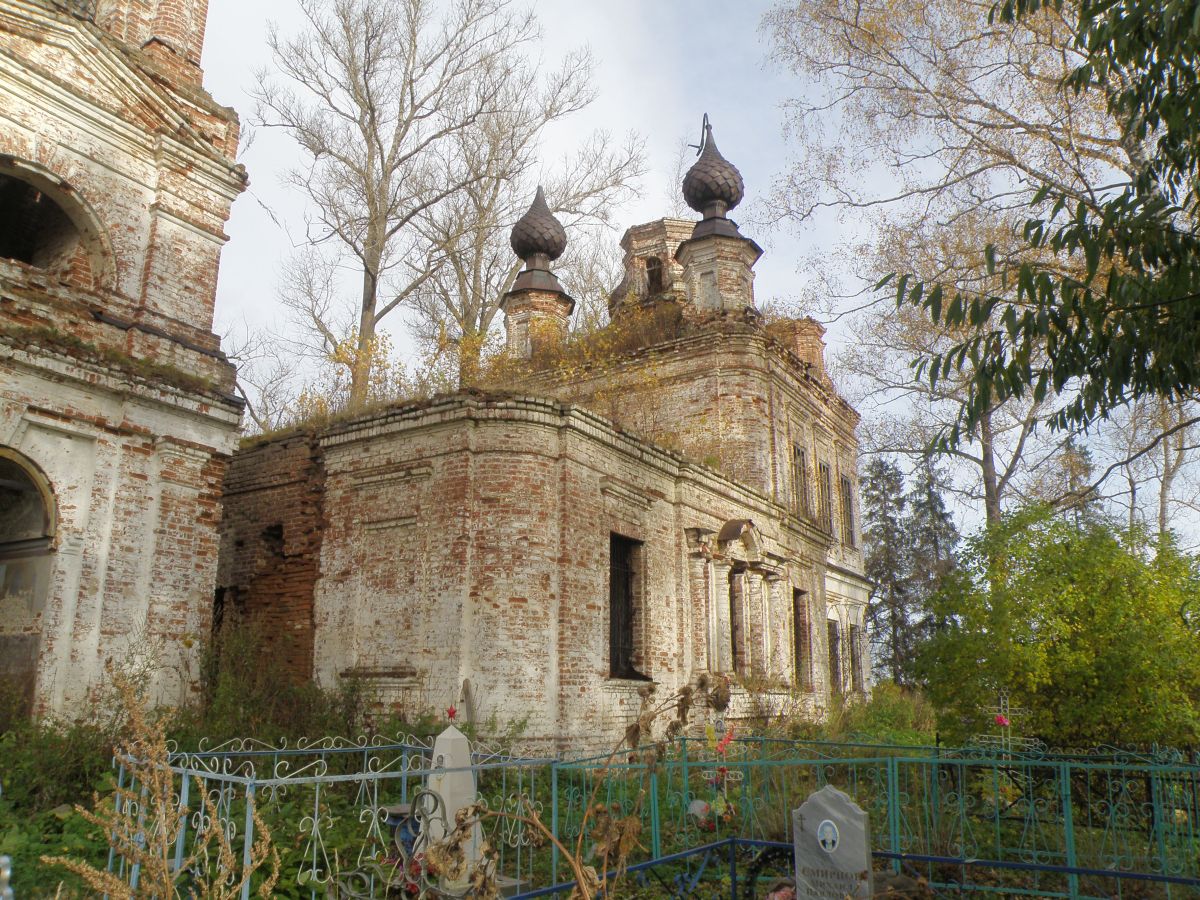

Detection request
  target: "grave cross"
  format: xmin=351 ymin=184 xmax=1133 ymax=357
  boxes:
xmin=978 ymin=689 xmax=1031 ymax=755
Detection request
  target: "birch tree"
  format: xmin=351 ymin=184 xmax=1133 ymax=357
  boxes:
xmin=254 ymin=0 xmax=541 ymax=407
xmin=407 ymin=101 xmax=644 ymax=382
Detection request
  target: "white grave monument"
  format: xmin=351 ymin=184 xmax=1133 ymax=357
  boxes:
xmin=425 ymin=725 xmax=484 ymax=889
xmin=792 ymin=784 xmax=873 ymax=899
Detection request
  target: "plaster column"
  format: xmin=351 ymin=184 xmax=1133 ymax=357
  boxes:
xmin=747 ymin=571 xmax=767 ymax=678
xmin=712 ymin=560 xmax=733 ymax=673
xmin=687 ymin=551 xmax=710 ymax=672
xmin=765 ymin=576 xmax=787 ymax=680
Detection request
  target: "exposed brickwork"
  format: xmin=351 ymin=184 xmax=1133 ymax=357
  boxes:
xmin=215 ymin=435 xmax=325 ymax=681
xmin=218 ymin=211 xmax=870 ymax=749
xmin=220 ymin=389 xmax=869 ymax=749
xmin=502 ymin=288 xmax=574 ymax=357
xmin=0 ymin=0 xmax=243 ymax=716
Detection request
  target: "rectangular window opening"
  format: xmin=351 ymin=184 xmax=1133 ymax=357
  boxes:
xmin=729 ymin=567 xmax=747 ymax=676
xmin=792 ymin=588 xmax=812 ymax=692
xmin=791 ymin=445 xmax=810 ymax=518
xmin=840 ymin=475 xmax=856 ymax=547
xmin=818 ymin=461 xmax=833 ymax=532
xmin=827 ymin=619 xmax=843 ymax=696
xmin=850 ymin=623 xmax=865 ymax=693
xmin=609 ymin=533 xmax=648 ymax=680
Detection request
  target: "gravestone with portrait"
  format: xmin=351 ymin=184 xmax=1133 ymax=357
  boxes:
xmin=792 ymin=784 xmax=873 ymax=899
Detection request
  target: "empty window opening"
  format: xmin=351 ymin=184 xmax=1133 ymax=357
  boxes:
xmin=729 ymin=567 xmax=748 ymax=675
xmin=817 ymin=461 xmax=833 ymax=532
xmin=0 ymin=455 xmax=53 ymax=549
xmin=850 ymin=623 xmax=865 ymax=692
xmin=792 ymin=588 xmax=812 ymax=691
xmin=609 ymin=533 xmax=648 ymax=679
xmin=840 ymin=475 xmax=856 ymax=547
xmin=0 ymin=450 xmax=55 ymax=726
xmin=791 ymin=445 xmax=810 ymax=517
xmin=0 ymin=174 xmax=81 ymax=273
xmin=645 ymin=256 xmax=664 ymax=294
xmin=827 ymin=619 xmax=843 ymax=696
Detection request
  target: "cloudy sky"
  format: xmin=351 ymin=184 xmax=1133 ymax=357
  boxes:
xmin=199 ymin=0 xmax=857 ymax=352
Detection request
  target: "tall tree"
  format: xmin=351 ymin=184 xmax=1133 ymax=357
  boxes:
xmin=919 ymin=509 xmax=1200 ymax=747
xmin=889 ymin=0 xmax=1200 ymax=437
xmin=861 ymin=457 xmax=913 ymax=683
xmin=842 ymin=216 xmax=1054 ymax=525
xmin=255 ymin=0 xmax=539 ymax=407
xmin=766 ymin=0 xmax=1199 ymax=528
xmin=764 ymin=0 xmax=1122 ymax=522
xmin=1106 ymin=397 xmax=1200 ymax=536
xmin=406 ymin=72 xmax=644 ymax=383
xmin=763 ymin=0 xmax=1137 ymax=247
xmin=905 ymin=458 xmax=959 ymax=624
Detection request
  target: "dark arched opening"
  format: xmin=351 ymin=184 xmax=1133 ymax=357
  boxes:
xmin=0 ymin=158 xmax=112 ymax=289
xmin=0 ymin=174 xmax=79 ymax=270
xmin=0 ymin=449 xmax=55 ymax=724
xmin=645 ymin=256 xmax=664 ymax=295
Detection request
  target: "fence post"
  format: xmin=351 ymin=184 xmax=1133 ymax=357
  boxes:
xmin=1 ymin=854 xmax=13 ymax=900
xmin=1149 ymin=766 xmax=1170 ymax=897
xmin=887 ymin=756 xmax=901 ymax=875
xmin=551 ymin=761 xmax=559 ymax=886
xmin=173 ymin=772 xmax=191 ymax=876
xmin=401 ymin=749 xmax=409 ymax=804
xmin=1060 ymin=762 xmax=1079 ymax=899
xmin=649 ymin=769 xmax=662 ymax=859
xmin=241 ymin=784 xmax=256 ymax=900
xmin=130 ymin=781 xmax=148 ymax=891
xmin=681 ymin=738 xmax=690 ymax=806
xmin=107 ymin=761 xmax=126 ymax=882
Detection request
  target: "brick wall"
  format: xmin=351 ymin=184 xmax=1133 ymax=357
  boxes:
xmin=215 ymin=434 xmax=324 ymax=681
xmin=219 ymin=393 xmax=872 ymax=749
xmin=0 ymin=0 xmax=244 ymax=717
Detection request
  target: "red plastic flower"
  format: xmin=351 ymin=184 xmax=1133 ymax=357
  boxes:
xmin=715 ymin=725 xmax=735 ymax=755
xmin=995 ymin=713 xmax=1010 ymax=727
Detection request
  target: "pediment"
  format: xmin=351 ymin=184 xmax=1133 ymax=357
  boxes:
xmin=0 ymin=2 xmax=235 ymax=164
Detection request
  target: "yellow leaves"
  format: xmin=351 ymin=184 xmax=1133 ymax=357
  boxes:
xmin=284 ymin=329 xmax=415 ymax=425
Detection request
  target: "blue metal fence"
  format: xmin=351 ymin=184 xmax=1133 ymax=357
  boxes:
xmin=100 ymin=734 xmax=1200 ymax=898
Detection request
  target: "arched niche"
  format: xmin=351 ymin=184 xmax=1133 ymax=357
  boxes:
xmin=716 ymin=517 xmax=761 ymax=563
xmin=0 ymin=156 xmax=115 ymax=290
xmin=0 ymin=447 xmax=56 ymax=723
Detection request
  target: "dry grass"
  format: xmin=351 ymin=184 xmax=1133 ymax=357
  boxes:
xmin=40 ymin=676 xmax=280 ymax=899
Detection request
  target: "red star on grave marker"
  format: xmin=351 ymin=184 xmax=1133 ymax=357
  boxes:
xmin=446 ymin=704 xmax=457 ymax=722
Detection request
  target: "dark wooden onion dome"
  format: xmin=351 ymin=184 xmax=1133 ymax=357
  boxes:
xmin=682 ymin=120 xmax=745 ymax=220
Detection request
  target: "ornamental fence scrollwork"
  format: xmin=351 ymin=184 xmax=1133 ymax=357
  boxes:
xmin=98 ymin=734 xmax=1200 ymax=899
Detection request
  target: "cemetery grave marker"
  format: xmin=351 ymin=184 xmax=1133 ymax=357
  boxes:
xmin=792 ymin=785 xmax=873 ymax=899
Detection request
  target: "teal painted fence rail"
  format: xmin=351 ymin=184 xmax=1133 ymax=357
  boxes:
xmin=104 ymin=735 xmax=1200 ymax=898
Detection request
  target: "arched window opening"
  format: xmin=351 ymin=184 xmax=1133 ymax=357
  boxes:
xmin=645 ymin=256 xmax=664 ymax=295
xmin=0 ymin=449 xmax=55 ymax=725
xmin=0 ymin=453 xmax=54 ymax=551
xmin=0 ymin=174 xmax=82 ymax=273
xmin=0 ymin=160 xmax=111 ymax=290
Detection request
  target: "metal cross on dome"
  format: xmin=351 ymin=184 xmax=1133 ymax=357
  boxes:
xmin=689 ymin=112 xmax=712 ymax=156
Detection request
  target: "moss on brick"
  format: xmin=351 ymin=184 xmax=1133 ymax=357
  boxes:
xmin=1 ymin=323 xmax=221 ymax=398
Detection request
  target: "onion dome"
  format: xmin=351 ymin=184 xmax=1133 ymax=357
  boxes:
xmin=510 ymin=186 xmax=567 ymax=266
xmin=682 ymin=120 xmax=745 ymax=219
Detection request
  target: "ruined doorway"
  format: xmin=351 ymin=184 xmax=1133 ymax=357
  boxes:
xmin=0 ymin=449 xmax=55 ymax=723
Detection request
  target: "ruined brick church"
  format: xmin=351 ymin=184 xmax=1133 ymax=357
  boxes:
xmin=216 ymin=128 xmax=872 ymax=744
xmin=0 ymin=0 xmax=870 ymax=745
xmin=0 ymin=0 xmax=243 ymax=717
